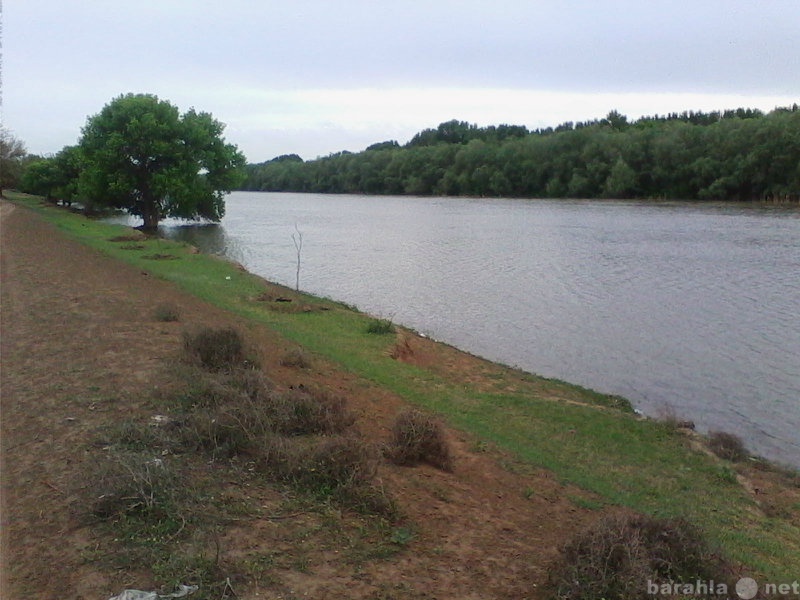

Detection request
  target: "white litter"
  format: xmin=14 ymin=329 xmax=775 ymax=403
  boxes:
xmin=108 ymin=584 xmax=198 ymax=600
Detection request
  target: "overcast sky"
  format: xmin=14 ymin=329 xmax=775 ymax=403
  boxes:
xmin=3 ymin=0 xmax=798 ymax=162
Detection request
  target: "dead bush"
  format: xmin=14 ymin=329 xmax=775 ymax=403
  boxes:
xmin=182 ymin=326 xmax=253 ymax=371
xmin=548 ymin=512 xmax=731 ymax=600
xmin=386 ymin=409 xmax=453 ymax=471
xmin=293 ymin=436 xmax=377 ymax=493
xmin=261 ymin=435 xmax=376 ymax=489
xmin=87 ymin=451 xmax=183 ymax=522
xmin=178 ymin=409 xmax=256 ymax=459
xmin=707 ymin=431 xmax=748 ymax=462
xmin=174 ymin=380 xmax=353 ymax=459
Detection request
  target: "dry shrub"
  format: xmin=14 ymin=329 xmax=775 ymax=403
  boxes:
xmin=267 ymin=387 xmax=355 ymax=436
xmin=182 ymin=326 xmax=251 ymax=371
xmin=88 ymin=451 xmax=183 ymax=521
xmin=279 ymin=346 xmax=313 ymax=369
xmin=259 ymin=435 xmax=374 ymax=488
xmin=257 ymin=435 xmax=396 ymax=516
xmin=656 ymin=404 xmax=695 ymax=432
xmin=707 ymin=431 xmax=748 ymax=462
xmin=173 ymin=372 xmax=353 ymax=459
xmin=176 ymin=367 xmax=272 ymax=410
xmin=301 ymin=436 xmax=378 ymax=490
xmin=386 ymin=409 xmax=453 ymax=471
xmin=548 ymin=512 xmax=731 ymax=600
xmin=178 ymin=409 xmax=256 ymax=459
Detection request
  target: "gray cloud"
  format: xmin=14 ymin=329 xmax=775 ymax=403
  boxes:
xmin=4 ymin=0 xmax=798 ymax=161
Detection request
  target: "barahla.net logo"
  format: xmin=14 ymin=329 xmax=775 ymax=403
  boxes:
xmin=647 ymin=577 xmax=800 ymax=598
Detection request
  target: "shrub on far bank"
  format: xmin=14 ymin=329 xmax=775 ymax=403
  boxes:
xmin=386 ymin=409 xmax=453 ymax=471
xmin=547 ymin=512 xmax=731 ymax=600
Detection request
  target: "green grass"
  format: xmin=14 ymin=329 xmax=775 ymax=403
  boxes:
xmin=8 ymin=192 xmax=800 ymax=579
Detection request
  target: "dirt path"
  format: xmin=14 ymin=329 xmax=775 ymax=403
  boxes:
xmin=1 ymin=200 xmax=592 ymax=599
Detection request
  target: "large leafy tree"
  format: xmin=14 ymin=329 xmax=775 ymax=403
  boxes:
xmin=78 ymin=93 xmax=245 ymax=229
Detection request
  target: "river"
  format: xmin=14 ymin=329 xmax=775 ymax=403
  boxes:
xmin=125 ymin=192 xmax=800 ymax=468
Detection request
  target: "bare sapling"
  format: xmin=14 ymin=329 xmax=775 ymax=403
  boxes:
xmin=292 ymin=223 xmax=303 ymax=291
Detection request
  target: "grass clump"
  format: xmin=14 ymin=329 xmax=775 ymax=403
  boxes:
xmin=279 ymin=346 xmax=313 ymax=369
xmin=548 ymin=512 xmax=731 ymax=600
xmin=707 ymin=431 xmax=748 ymax=462
xmin=154 ymin=302 xmax=181 ymax=322
xmin=366 ymin=318 xmax=395 ymax=335
xmin=386 ymin=409 xmax=453 ymax=471
xmin=182 ymin=326 xmax=253 ymax=371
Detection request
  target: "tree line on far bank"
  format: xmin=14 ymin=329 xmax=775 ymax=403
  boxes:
xmin=242 ymin=106 xmax=800 ymax=202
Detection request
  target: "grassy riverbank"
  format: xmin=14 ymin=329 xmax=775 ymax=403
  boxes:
xmin=6 ymin=192 xmax=800 ymax=582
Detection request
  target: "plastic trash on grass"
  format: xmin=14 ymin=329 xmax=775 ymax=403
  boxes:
xmin=108 ymin=584 xmax=198 ymax=600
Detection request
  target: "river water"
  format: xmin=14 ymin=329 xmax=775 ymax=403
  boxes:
xmin=131 ymin=192 xmax=800 ymax=467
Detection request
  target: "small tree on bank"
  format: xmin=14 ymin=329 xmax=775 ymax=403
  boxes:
xmin=0 ymin=128 xmax=27 ymax=197
xmin=77 ymin=93 xmax=246 ymax=229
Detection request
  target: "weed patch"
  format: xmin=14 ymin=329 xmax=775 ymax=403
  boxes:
xmin=154 ymin=302 xmax=181 ymax=322
xmin=267 ymin=387 xmax=355 ymax=436
xmin=85 ymin=451 xmax=185 ymax=525
xmin=366 ymin=318 xmax=395 ymax=335
xmin=257 ymin=435 xmax=396 ymax=517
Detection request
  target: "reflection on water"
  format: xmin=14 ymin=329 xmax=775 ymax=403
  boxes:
xmin=108 ymin=194 xmax=800 ymax=468
xmin=161 ymin=223 xmax=233 ymax=258
xmin=104 ymin=216 xmax=244 ymax=264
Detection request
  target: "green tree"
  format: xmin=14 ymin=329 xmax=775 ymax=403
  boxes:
xmin=20 ymin=146 xmax=82 ymax=204
xmin=77 ymin=93 xmax=245 ymax=229
xmin=603 ymin=157 xmax=637 ymax=198
xmin=1 ymin=128 xmax=27 ymax=196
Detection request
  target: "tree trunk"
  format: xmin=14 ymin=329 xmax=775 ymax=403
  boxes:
xmin=140 ymin=196 xmax=160 ymax=230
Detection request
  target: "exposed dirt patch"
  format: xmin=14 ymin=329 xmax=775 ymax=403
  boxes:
xmin=141 ymin=253 xmax=180 ymax=260
xmin=1 ymin=200 xmax=599 ymax=599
